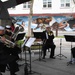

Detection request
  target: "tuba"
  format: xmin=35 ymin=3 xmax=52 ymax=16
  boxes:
xmin=0 ymin=36 xmax=15 ymax=48
xmin=12 ymin=25 xmax=24 ymax=41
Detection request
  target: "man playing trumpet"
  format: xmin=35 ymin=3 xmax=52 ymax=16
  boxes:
xmin=42 ymin=25 xmax=56 ymax=59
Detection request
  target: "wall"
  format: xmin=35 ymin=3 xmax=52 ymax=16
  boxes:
xmin=8 ymin=0 xmax=75 ymax=15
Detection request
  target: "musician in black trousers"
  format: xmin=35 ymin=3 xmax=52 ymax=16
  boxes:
xmin=42 ymin=25 xmax=56 ymax=59
xmin=0 ymin=25 xmax=20 ymax=75
xmin=71 ymin=47 xmax=75 ymax=62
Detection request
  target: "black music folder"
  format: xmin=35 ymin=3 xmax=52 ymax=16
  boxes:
xmin=16 ymin=32 xmax=25 ymax=41
xmin=64 ymin=35 xmax=75 ymax=42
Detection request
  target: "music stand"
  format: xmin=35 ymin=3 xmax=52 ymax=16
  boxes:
xmin=15 ymin=33 xmax=25 ymax=61
xmin=64 ymin=35 xmax=75 ymax=65
xmin=15 ymin=32 xmax=25 ymax=41
xmin=23 ymin=37 xmax=41 ymax=75
xmin=33 ymin=32 xmax=46 ymax=62
xmin=33 ymin=32 xmax=43 ymax=39
xmin=64 ymin=35 xmax=75 ymax=42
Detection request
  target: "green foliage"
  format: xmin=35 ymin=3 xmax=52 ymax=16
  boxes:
xmin=16 ymin=40 xmax=24 ymax=47
xmin=31 ymin=45 xmax=42 ymax=50
xmin=55 ymin=36 xmax=64 ymax=38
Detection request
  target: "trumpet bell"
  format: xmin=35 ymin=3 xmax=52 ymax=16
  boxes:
xmin=12 ymin=25 xmax=24 ymax=41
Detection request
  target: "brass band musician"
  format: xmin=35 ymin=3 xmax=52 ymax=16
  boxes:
xmin=0 ymin=25 xmax=21 ymax=75
xmin=42 ymin=25 xmax=56 ymax=59
xmin=5 ymin=25 xmax=21 ymax=58
xmin=71 ymin=47 xmax=75 ymax=63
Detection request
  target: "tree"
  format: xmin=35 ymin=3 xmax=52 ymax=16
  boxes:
xmin=27 ymin=0 xmax=34 ymax=37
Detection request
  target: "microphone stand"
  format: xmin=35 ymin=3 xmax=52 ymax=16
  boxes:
xmin=55 ymin=38 xmax=67 ymax=60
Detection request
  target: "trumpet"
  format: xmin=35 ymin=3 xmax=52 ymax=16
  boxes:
xmin=0 ymin=36 xmax=15 ymax=48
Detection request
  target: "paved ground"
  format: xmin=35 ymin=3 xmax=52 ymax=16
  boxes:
xmin=2 ymin=38 xmax=75 ymax=75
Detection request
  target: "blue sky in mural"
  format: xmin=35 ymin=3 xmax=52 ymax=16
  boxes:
xmin=15 ymin=16 xmax=62 ymax=22
xmin=53 ymin=16 xmax=73 ymax=23
xmin=14 ymin=16 xmax=72 ymax=24
xmin=13 ymin=16 xmax=74 ymax=31
xmin=13 ymin=16 xmax=46 ymax=29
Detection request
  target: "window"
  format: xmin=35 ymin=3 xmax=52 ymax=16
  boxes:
xmin=1 ymin=0 xmax=8 ymax=2
xmin=11 ymin=6 xmax=15 ymax=9
xmin=23 ymin=2 xmax=30 ymax=9
xmin=43 ymin=0 xmax=52 ymax=8
xmin=9 ymin=6 xmax=15 ymax=10
xmin=61 ymin=0 xmax=70 ymax=8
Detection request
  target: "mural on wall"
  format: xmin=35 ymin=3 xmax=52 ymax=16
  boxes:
xmin=12 ymin=16 xmax=75 ymax=32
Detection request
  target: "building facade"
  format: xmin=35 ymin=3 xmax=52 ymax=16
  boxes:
xmin=7 ymin=0 xmax=75 ymax=17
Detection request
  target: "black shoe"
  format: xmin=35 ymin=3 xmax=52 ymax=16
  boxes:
xmin=11 ymin=74 xmax=17 ymax=75
xmin=0 ymin=72 xmax=2 ymax=75
xmin=50 ymin=56 xmax=55 ymax=59
xmin=11 ymin=73 xmax=17 ymax=75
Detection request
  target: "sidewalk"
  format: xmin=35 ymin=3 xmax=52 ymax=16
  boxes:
xmin=3 ymin=38 xmax=75 ymax=75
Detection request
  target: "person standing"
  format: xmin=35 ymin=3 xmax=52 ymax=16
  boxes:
xmin=11 ymin=23 xmax=15 ymax=32
xmin=21 ymin=21 xmax=25 ymax=31
xmin=42 ymin=25 xmax=56 ymax=59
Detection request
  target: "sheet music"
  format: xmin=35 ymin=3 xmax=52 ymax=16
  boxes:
xmin=25 ymin=37 xmax=36 ymax=48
